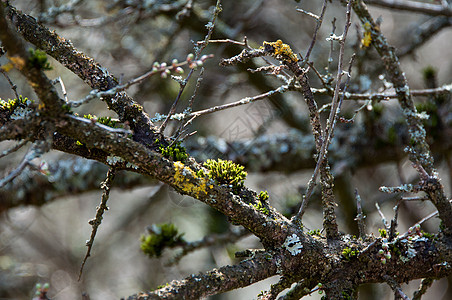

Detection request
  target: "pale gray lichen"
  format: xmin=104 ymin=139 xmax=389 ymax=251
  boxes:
xmin=126 ymin=162 xmax=139 ymax=169
xmin=379 ymin=184 xmax=414 ymax=193
xmin=283 ymin=233 xmax=303 ymax=256
xmin=10 ymin=106 xmax=33 ymax=120
xmin=106 ymin=155 xmax=125 ymax=165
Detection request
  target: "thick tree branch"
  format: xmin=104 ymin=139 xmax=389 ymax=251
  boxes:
xmin=5 ymin=4 xmax=164 ymax=148
xmin=352 ymin=0 xmax=452 ymax=234
xmin=0 ymin=4 xmax=64 ymax=114
xmin=127 ymin=251 xmax=278 ymax=300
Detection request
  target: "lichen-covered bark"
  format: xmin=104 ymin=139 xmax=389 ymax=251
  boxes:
xmin=5 ymin=5 xmax=164 ymax=149
xmin=351 ymin=0 xmax=452 ymax=234
xmin=2 ymin=1 xmax=452 ymax=299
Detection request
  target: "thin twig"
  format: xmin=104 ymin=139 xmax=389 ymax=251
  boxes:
xmin=389 ymin=200 xmax=400 ymax=241
xmin=365 ymin=0 xmax=452 ymax=17
xmin=383 ymin=275 xmax=411 ymax=300
xmin=296 ymin=1 xmax=353 ymax=227
xmin=413 ymin=278 xmax=434 ymax=300
xmin=167 ymin=227 xmax=249 ymax=266
xmin=309 ymin=83 xmax=452 ymax=101
xmin=189 ymin=85 xmax=288 ymax=118
xmin=0 ymin=139 xmax=28 ymax=159
xmin=375 ymin=203 xmax=390 ymax=229
xmin=52 ymin=77 xmax=68 ymax=103
xmin=0 ymin=67 xmax=19 ymax=99
xmin=208 ymin=39 xmax=246 ymax=46
xmin=354 ymin=189 xmax=366 ymax=238
xmin=159 ymin=0 xmax=222 ymax=134
xmin=398 ymin=209 xmax=442 ymax=239
xmin=0 ymin=140 xmax=48 ymax=188
xmin=79 ymin=168 xmax=116 ymax=280
xmin=68 ymin=59 xmax=198 ymax=108
xmin=303 ymin=0 xmax=328 ymax=62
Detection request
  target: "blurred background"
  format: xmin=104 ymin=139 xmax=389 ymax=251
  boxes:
xmin=1 ymin=0 xmax=452 ymax=299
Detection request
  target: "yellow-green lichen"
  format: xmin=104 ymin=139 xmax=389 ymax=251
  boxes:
xmin=173 ymin=161 xmax=213 ymax=197
xmin=28 ymin=48 xmax=52 ymax=70
xmin=0 ymin=95 xmax=30 ymax=111
xmin=262 ymin=39 xmax=298 ymax=62
xmin=157 ymin=139 xmax=188 ymax=162
xmin=253 ymin=200 xmax=270 ymax=215
xmin=203 ymin=159 xmax=247 ymax=191
xmin=140 ymin=223 xmax=184 ymax=258
xmin=361 ymin=21 xmax=372 ymax=48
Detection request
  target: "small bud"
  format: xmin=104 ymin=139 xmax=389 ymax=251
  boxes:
xmin=381 ymin=258 xmax=386 ymax=264
xmin=152 ymin=67 xmax=158 ymax=72
xmin=172 ymin=59 xmax=178 ymax=66
xmin=200 ymin=55 xmax=209 ymax=62
xmin=153 ymin=62 xmax=160 ymax=68
xmin=196 ymin=60 xmax=203 ymax=67
xmin=175 ymin=67 xmax=184 ymax=74
xmin=385 ymin=253 xmax=391 ymax=260
xmin=382 ymin=243 xmax=389 ymax=250
xmin=161 ymin=62 xmax=167 ymax=68
xmin=187 ymin=53 xmax=194 ymax=62
xmin=161 ymin=72 xmax=168 ymax=78
xmin=378 ymin=249 xmax=384 ymax=256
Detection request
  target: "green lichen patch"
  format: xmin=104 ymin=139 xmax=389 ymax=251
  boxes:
xmin=307 ymin=229 xmax=322 ymax=236
xmin=83 ymin=114 xmax=122 ymax=128
xmin=203 ymin=158 xmax=247 ymax=191
xmin=258 ymin=190 xmax=269 ymax=202
xmin=140 ymin=223 xmax=184 ymax=258
xmin=253 ymin=200 xmax=270 ymax=215
xmin=341 ymin=246 xmax=359 ymax=261
xmin=28 ymin=48 xmax=52 ymax=70
xmin=0 ymin=95 xmax=30 ymax=111
xmin=157 ymin=140 xmax=188 ymax=162
xmin=378 ymin=228 xmax=387 ymax=238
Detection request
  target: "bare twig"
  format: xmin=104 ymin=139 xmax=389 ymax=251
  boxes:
xmin=310 ymin=83 xmax=452 ymax=101
xmin=52 ymin=77 xmax=68 ymax=103
xmin=383 ymin=275 xmax=411 ymax=300
xmin=189 ymin=85 xmax=288 ymax=118
xmin=413 ymin=278 xmax=434 ymax=300
xmin=0 ymin=67 xmax=19 ymax=99
xmin=68 ymin=58 xmax=202 ymax=108
xmin=375 ymin=203 xmax=390 ymax=229
xmin=398 ymin=209 xmax=441 ymax=239
xmin=0 ymin=139 xmax=28 ymax=159
xmin=389 ymin=200 xmax=400 ymax=241
xmin=303 ymin=0 xmax=328 ymax=62
xmin=365 ymin=0 xmax=452 ymax=17
xmin=79 ymin=168 xmax=116 ymax=280
xmin=0 ymin=140 xmax=48 ymax=188
xmin=159 ymin=0 xmax=222 ymax=134
xmin=398 ymin=17 xmax=452 ymax=57
xmin=354 ymin=189 xmax=366 ymax=238
xmin=296 ymin=2 xmax=353 ymax=240
xmin=167 ymin=227 xmax=249 ymax=266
